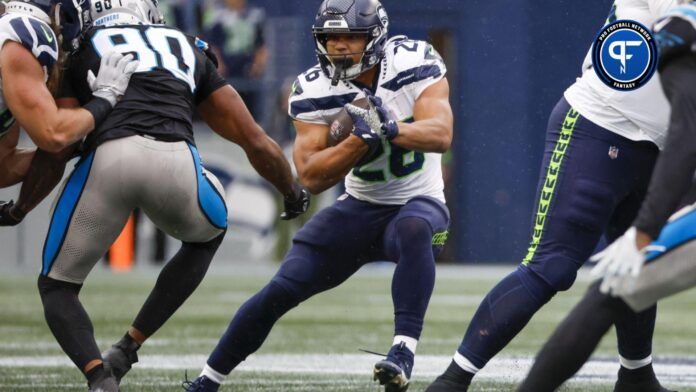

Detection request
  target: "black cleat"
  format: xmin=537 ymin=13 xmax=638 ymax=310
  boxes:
xmin=425 ymin=360 xmax=472 ymax=392
xmin=614 ymin=364 xmax=677 ymax=392
xmin=102 ymin=335 xmax=140 ymax=383
xmin=182 ymin=375 xmax=220 ymax=392
xmin=373 ymin=342 xmax=414 ymax=392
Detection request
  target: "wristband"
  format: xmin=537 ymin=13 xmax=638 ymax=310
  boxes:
xmin=84 ymin=96 xmax=113 ymax=128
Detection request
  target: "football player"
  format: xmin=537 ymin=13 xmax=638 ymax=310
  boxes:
xmin=0 ymin=0 xmax=137 ymax=195
xmin=518 ymin=3 xmax=696 ymax=390
xmin=184 ymin=0 xmax=452 ymax=391
xmin=426 ymin=1 xmax=677 ymax=391
xmin=3 ymin=0 xmax=309 ymax=390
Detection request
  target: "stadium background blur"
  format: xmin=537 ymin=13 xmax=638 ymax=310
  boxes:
xmin=2 ymin=1 xmax=696 ymax=391
xmin=0 ymin=0 xmax=617 ymax=266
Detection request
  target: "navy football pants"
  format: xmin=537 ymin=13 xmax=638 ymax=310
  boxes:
xmin=207 ymin=195 xmax=450 ymax=373
xmin=459 ymin=97 xmax=660 ymax=369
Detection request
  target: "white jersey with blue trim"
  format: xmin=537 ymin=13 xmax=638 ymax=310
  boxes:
xmin=289 ymin=36 xmax=447 ymax=205
xmin=0 ymin=12 xmax=58 ymax=137
xmin=564 ymin=0 xmax=677 ymax=149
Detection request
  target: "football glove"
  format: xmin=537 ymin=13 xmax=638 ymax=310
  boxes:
xmin=87 ymin=51 xmax=140 ymax=107
xmin=280 ymin=185 xmax=310 ymax=220
xmin=344 ymin=90 xmax=399 ymax=141
xmin=590 ymin=227 xmax=646 ymax=294
xmin=0 ymin=200 xmax=25 ymax=226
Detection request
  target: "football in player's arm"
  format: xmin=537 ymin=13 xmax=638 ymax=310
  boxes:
xmin=185 ymin=2 xmax=452 ymax=391
xmin=291 ymin=36 xmax=451 ymax=195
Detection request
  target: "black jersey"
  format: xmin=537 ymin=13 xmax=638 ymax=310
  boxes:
xmin=633 ymin=12 xmax=696 ymax=237
xmin=60 ymin=24 xmax=228 ymax=151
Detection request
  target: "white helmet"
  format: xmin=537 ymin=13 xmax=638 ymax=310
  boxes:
xmin=89 ymin=0 xmax=163 ymax=27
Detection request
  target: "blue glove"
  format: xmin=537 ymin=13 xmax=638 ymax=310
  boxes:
xmin=367 ymin=94 xmax=399 ymax=140
xmin=344 ymin=90 xmax=399 ymax=141
xmin=344 ymin=104 xmax=382 ymax=151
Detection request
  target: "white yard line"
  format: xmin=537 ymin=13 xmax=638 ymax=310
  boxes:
xmin=1 ymin=354 xmax=695 ymax=386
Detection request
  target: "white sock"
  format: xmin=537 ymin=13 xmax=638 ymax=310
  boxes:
xmin=453 ymin=351 xmax=480 ymax=374
xmin=619 ymin=355 xmax=652 ymax=370
xmin=200 ymin=364 xmax=227 ymax=384
xmin=393 ymin=335 xmax=418 ymax=354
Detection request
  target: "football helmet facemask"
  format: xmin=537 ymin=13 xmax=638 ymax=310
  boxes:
xmin=312 ymin=0 xmax=389 ymax=85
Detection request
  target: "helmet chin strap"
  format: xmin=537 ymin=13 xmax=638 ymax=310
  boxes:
xmin=331 ymin=57 xmax=355 ymax=86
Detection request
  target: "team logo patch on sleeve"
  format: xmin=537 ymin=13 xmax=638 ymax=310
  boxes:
xmin=591 ymin=20 xmax=658 ymax=91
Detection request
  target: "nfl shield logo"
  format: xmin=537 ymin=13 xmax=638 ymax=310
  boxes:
xmin=608 ymin=146 xmax=619 ymax=160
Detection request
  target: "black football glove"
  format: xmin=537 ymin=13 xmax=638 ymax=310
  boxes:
xmin=280 ymin=186 xmax=310 ymax=220
xmin=0 ymin=200 xmax=25 ymax=226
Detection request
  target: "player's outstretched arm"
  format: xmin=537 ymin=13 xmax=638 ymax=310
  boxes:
xmin=292 ymin=120 xmax=368 ymax=194
xmin=391 ymin=78 xmax=453 ymax=153
xmin=0 ymin=123 xmax=35 ymax=188
xmin=199 ymin=84 xmax=297 ymax=199
xmin=0 ymin=96 xmax=83 ymax=226
xmin=1 ymin=43 xmax=137 ymax=153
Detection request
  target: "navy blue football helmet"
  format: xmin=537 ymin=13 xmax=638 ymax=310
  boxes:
xmin=312 ymin=0 xmax=389 ymax=84
xmin=4 ymin=0 xmax=91 ymax=50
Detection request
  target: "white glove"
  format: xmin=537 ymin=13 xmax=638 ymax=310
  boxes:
xmin=590 ymin=227 xmax=646 ymax=294
xmin=87 ymin=51 xmax=139 ymax=107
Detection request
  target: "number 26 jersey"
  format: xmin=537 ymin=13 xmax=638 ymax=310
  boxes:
xmin=289 ymin=36 xmax=447 ymax=205
xmin=60 ymin=24 xmax=228 ymax=152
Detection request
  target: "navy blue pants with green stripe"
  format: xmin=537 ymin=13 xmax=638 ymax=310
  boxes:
xmin=458 ymin=97 xmax=660 ymax=369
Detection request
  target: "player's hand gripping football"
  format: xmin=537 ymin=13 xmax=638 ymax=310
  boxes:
xmin=344 ymin=90 xmax=399 ymax=142
xmin=280 ymin=185 xmax=310 ymax=220
xmin=0 ymin=200 xmax=25 ymax=226
xmin=590 ymin=227 xmax=648 ymax=294
xmin=87 ymin=51 xmax=140 ymax=107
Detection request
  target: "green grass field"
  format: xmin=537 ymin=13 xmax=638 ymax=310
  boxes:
xmin=0 ymin=265 xmax=694 ymax=391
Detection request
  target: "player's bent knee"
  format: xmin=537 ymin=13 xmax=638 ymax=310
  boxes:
xmin=528 ymin=256 xmax=579 ymax=292
xmin=37 ymin=275 xmax=81 ymax=298
xmin=395 ymin=216 xmax=434 ymax=244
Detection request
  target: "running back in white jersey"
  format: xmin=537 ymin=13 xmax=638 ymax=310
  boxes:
xmin=564 ymin=0 xmax=677 ymax=149
xmin=0 ymin=12 xmax=58 ymax=138
xmin=289 ymin=36 xmax=447 ymax=205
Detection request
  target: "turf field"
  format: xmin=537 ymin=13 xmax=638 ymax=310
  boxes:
xmin=0 ymin=264 xmax=695 ymax=391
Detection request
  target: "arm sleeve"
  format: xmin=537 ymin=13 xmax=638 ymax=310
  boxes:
xmin=633 ymin=54 xmax=696 ymax=237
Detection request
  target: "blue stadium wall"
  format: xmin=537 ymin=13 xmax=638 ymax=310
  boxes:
xmin=253 ymin=0 xmax=613 ymax=262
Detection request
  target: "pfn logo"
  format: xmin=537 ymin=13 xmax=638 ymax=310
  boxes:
xmin=592 ymin=20 xmax=657 ymax=91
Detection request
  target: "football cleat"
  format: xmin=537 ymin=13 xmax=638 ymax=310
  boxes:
xmin=182 ymin=375 xmax=220 ymax=392
xmin=101 ymin=336 xmax=139 ymax=383
xmin=373 ymin=342 xmax=414 ymax=392
xmin=87 ymin=374 xmax=120 ymax=392
xmin=425 ymin=360 xmax=473 ymax=391
xmin=614 ymin=364 xmax=677 ymax=392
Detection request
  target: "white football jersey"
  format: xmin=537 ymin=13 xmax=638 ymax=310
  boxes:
xmin=564 ymin=0 xmax=677 ymax=149
xmin=289 ymin=36 xmax=447 ymax=205
xmin=0 ymin=12 xmax=58 ymax=138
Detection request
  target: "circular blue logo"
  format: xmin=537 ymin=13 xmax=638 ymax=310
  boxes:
xmin=592 ymin=20 xmax=658 ymax=91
